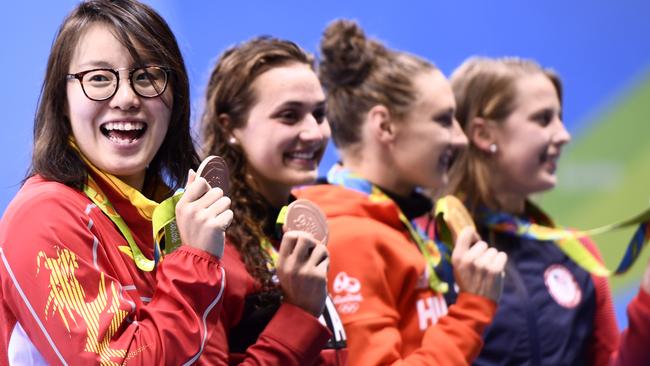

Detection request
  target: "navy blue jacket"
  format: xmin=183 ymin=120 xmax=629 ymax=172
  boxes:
xmin=473 ymin=225 xmax=597 ymax=366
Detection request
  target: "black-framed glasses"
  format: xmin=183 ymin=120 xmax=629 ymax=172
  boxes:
xmin=66 ymin=66 xmax=171 ymax=101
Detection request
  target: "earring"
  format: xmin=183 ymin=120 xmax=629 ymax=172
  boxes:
xmin=489 ymin=144 xmax=498 ymax=154
xmin=228 ymin=136 xmax=237 ymax=145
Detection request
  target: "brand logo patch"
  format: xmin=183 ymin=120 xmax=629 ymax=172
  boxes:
xmin=332 ymin=272 xmax=363 ymax=314
xmin=544 ymin=264 xmax=582 ymax=308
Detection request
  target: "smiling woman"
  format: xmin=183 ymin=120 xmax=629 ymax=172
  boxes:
xmin=294 ymin=19 xmax=508 ymax=365
xmin=198 ymin=37 xmax=347 ymax=364
xmin=447 ymin=56 xmax=650 ymax=365
xmin=228 ymin=62 xmax=328 ymax=206
xmin=0 ymin=0 xmax=233 ymax=364
xmin=65 ymin=23 xmax=173 ymax=191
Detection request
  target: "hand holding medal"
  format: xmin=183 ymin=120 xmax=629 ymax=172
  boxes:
xmin=276 ymin=199 xmax=330 ymax=316
xmin=174 ymin=155 xmax=233 ymax=259
xmin=438 ymin=195 xmax=508 ymax=303
xmin=196 ymin=155 xmax=231 ymax=196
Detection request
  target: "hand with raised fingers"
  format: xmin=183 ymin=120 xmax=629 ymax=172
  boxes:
xmin=174 ymin=170 xmax=233 ymax=259
xmin=276 ymin=231 xmax=329 ymax=317
xmin=452 ymin=227 xmax=508 ymax=303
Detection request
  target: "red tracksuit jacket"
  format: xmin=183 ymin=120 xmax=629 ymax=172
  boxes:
xmin=0 ymin=173 xmax=225 ymax=365
xmin=199 ymin=241 xmax=348 ymax=365
xmin=613 ymin=289 xmax=650 ymax=365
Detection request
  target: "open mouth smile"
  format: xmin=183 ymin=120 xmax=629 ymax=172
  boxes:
xmin=100 ymin=121 xmax=147 ymax=145
xmin=439 ymin=148 xmax=459 ymax=171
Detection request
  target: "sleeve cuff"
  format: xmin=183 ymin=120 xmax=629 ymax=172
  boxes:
xmin=171 ymin=245 xmax=222 ymax=265
xmin=261 ymin=302 xmax=332 ymax=360
xmin=451 ymin=292 xmax=498 ymax=330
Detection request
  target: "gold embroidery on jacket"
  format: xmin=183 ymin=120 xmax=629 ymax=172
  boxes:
xmin=37 ymin=247 xmax=129 ymax=365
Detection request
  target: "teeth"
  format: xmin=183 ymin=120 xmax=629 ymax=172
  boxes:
xmin=290 ymin=151 xmax=315 ymax=160
xmin=107 ymin=134 xmax=137 ymax=144
xmin=103 ymin=121 xmax=145 ymax=131
xmin=440 ymin=150 xmax=454 ymax=168
xmin=440 ymin=156 xmax=450 ymax=167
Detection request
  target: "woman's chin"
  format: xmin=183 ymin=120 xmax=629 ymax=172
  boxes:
xmin=281 ymin=169 xmax=319 ymax=188
xmin=529 ymin=179 xmax=557 ymax=195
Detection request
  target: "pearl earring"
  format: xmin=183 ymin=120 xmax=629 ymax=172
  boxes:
xmin=489 ymin=144 xmax=498 ymax=154
xmin=228 ymin=136 xmax=237 ymax=145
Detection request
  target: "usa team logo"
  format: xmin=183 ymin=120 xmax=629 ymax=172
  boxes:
xmin=332 ymin=272 xmax=363 ymax=314
xmin=544 ymin=264 xmax=582 ymax=308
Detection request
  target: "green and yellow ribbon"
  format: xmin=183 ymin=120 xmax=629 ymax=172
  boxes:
xmin=71 ymin=137 xmax=183 ymax=272
xmin=327 ymin=165 xmax=449 ymax=293
xmin=462 ymin=199 xmax=650 ymax=277
xmin=84 ymin=174 xmax=183 ymax=272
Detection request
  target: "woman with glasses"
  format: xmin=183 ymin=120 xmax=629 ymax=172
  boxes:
xmin=447 ymin=56 xmax=650 ymax=365
xmin=0 ymin=0 xmax=232 ymax=364
xmin=198 ymin=36 xmax=347 ymax=365
xmin=295 ymin=20 xmax=507 ymax=365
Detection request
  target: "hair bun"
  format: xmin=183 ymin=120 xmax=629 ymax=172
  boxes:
xmin=319 ymin=19 xmax=379 ymax=89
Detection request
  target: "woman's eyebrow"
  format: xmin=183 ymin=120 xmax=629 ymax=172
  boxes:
xmin=74 ymin=60 xmax=114 ymax=69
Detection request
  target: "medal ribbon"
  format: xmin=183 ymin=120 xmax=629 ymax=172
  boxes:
xmin=259 ymin=205 xmax=291 ymax=273
xmin=83 ymin=174 xmax=183 ymax=272
xmin=327 ymin=165 xmax=448 ymax=293
xmin=71 ymin=138 xmax=184 ymax=272
xmin=479 ymin=205 xmax=650 ymax=276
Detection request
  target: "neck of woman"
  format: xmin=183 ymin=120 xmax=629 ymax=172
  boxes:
xmin=117 ymin=171 xmax=145 ymax=192
xmin=342 ymin=156 xmax=414 ymax=197
xmin=245 ymin=174 xmax=290 ymax=209
xmin=493 ymin=189 xmax=527 ymax=215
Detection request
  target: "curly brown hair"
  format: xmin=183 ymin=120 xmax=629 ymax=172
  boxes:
xmin=200 ymin=36 xmax=314 ymax=294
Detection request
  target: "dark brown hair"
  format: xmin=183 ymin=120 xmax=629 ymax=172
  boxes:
xmin=448 ymin=57 xmax=563 ymax=212
xmin=201 ymin=36 xmax=314 ymax=293
xmin=319 ymin=19 xmax=436 ymax=149
xmin=31 ymin=0 xmax=198 ymax=196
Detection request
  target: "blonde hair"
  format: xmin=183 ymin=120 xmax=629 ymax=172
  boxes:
xmin=447 ymin=57 xmax=562 ymax=212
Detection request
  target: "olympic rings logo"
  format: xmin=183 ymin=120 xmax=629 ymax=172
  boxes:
xmin=337 ymin=302 xmax=360 ymax=314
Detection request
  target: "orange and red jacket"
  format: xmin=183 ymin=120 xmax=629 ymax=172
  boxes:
xmin=296 ymin=184 xmax=497 ymax=366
